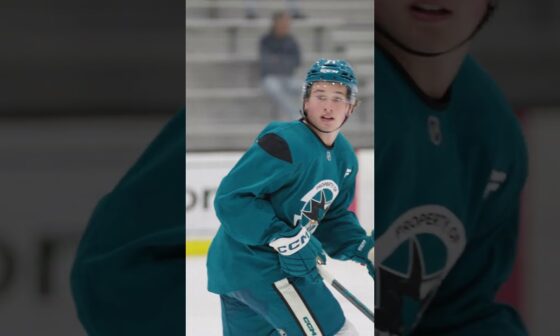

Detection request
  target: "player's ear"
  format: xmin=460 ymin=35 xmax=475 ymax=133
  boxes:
xmin=346 ymin=104 xmax=354 ymax=117
xmin=349 ymin=100 xmax=360 ymax=116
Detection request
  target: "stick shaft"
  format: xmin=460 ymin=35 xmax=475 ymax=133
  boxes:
xmin=317 ymin=264 xmax=375 ymax=323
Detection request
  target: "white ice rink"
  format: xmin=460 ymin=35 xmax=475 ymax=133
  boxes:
xmin=187 ymin=256 xmax=374 ymax=335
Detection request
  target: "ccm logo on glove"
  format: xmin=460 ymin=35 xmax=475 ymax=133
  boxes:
xmin=269 ymin=227 xmax=311 ymax=256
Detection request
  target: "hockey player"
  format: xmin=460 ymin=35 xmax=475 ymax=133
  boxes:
xmin=207 ymin=59 xmax=375 ymax=335
xmin=375 ymin=0 xmax=528 ymax=335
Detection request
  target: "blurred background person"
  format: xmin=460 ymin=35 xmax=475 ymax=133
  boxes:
xmin=259 ymin=11 xmax=302 ymax=120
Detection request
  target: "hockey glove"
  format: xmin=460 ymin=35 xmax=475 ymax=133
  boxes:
xmin=269 ymin=226 xmax=326 ymax=282
xmin=350 ymin=236 xmax=375 ymax=279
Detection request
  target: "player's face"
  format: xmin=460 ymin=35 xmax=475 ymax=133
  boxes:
xmin=376 ymin=0 xmax=490 ymax=54
xmin=304 ymin=82 xmax=353 ymax=133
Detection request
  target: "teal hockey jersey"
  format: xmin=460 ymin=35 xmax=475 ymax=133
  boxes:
xmin=375 ymin=46 xmax=528 ymax=335
xmin=207 ymin=120 xmax=367 ymax=294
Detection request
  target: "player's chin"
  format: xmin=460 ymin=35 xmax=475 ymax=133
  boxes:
xmin=321 ymin=121 xmax=343 ymax=132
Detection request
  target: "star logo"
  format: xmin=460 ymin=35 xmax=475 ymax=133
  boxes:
xmin=292 ymin=180 xmax=339 ymax=233
xmin=302 ymin=190 xmax=328 ymax=222
xmin=375 ymin=205 xmax=466 ymax=335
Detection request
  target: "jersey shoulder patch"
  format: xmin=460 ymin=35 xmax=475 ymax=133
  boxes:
xmin=257 ymin=133 xmax=293 ymax=163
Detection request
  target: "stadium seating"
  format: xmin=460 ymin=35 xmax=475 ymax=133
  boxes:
xmin=186 ymin=0 xmax=374 ymax=150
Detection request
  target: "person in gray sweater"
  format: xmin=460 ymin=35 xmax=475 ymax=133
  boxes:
xmin=259 ymin=11 xmax=302 ymax=120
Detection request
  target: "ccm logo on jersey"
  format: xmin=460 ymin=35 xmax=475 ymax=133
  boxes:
xmin=269 ymin=227 xmax=311 ymax=256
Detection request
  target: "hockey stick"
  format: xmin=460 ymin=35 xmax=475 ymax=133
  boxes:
xmin=316 ymin=260 xmax=375 ymax=323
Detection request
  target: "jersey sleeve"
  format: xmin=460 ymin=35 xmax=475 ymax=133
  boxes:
xmin=214 ymin=133 xmax=298 ymax=246
xmin=71 ymin=111 xmax=186 ymax=336
xmin=314 ymin=164 xmax=368 ymax=260
xmin=413 ymin=139 xmax=528 ymax=335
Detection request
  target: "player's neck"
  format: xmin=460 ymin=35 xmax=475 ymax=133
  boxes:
xmin=303 ymin=120 xmax=338 ymax=147
xmin=378 ymin=37 xmax=469 ymax=99
xmin=318 ymin=132 xmax=337 ymax=147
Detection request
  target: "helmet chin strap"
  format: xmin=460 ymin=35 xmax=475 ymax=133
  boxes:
xmin=375 ymin=4 xmax=495 ymax=58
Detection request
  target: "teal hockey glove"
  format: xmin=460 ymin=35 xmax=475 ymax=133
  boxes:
xmin=350 ymin=236 xmax=375 ymax=279
xmin=269 ymin=226 xmax=326 ymax=282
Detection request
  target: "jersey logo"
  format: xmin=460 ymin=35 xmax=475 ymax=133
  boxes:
xmin=483 ymin=169 xmax=507 ymax=199
xmin=376 ymin=205 xmax=466 ymax=335
xmin=293 ymin=180 xmax=339 ymax=233
xmin=344 ymin=168 xmax=352 ymax=178
xmin=427 ymin=115 xmax=442 ymax=146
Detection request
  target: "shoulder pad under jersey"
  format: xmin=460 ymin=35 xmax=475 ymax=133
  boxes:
xmin=257 ymin=133 xmax=293 ymax=164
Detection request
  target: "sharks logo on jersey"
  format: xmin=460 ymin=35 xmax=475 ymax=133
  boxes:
xmin=376 ymin=205 xmax=466 ymax=335
xmin=293 ymin=180 xmax=339 ymax=233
